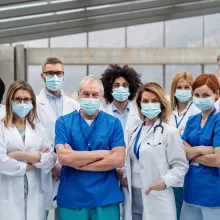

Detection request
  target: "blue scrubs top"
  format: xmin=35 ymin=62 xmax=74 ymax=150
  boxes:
xmin=55 ymin=110 xmax=125 ymax=209
xmin=182 ymin=108 xmax=220 ymax=207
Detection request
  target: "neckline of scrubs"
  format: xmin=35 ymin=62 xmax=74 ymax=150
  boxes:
xmin=199 ymin=107 xmax=216 ymax=130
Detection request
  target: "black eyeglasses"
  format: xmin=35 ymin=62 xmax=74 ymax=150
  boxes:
xmin=43 ymin=71 xmax=64 ymax=78
xmin=12 ymin=97 xmax=33 ymax=104
xmin=113 ymin=82 xmax=129 ymax=88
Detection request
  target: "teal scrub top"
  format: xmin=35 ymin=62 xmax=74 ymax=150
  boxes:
xmin=182 ymin=108 xmax=220 ymax=207
xmin=55 ymin=110 xmax=125 ymax=209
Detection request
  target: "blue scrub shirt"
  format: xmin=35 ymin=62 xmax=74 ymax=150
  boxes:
xmin=55 ymin=110 xmax=125 ymax=209
xmin=182 ymin=108 xmax=220 ymax=207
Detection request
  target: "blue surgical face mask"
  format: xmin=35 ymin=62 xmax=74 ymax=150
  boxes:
xmin=11 ymin=102 xmax=33 ymax=118
xmin=80 ymin=98 xmax=101 ymax=116
xmin=193 ymin=97 xmax=214 ymax=111
xmin=112 ymin=87 xmax=130 ymax=102
xmin=141 ymin=103 xmax=161 ymax=120
xmin=46 ymin=76 xmax=64 ymax=92
xmin=175 ymin=90 xmax=192 ymax=103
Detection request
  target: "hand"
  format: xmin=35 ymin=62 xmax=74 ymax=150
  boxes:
xmin=40 ymin=147 xmax=50 ymax=153
xmin=52 ymin=173 xmax=60 ymax=182
xmin=8 ymin=151 xmax=24 ymax=160
xmin=52 ymin=163 xmax=62 ymax=181
xmin=183 ymin=141 xmax=191 ymax=148
xmin=121 ymin=178 xmax=128 ymax=190
xmin=117 ymin=168 xmax=124 ymax=182
xmin=64 ymin=144 xmax=72 ymax=151
xmin=146 ymin=179 xmax=166 ymax=195
xmin=26 ymin=163 xmax=35 ymax=171
xmin=199 ymin=146 xmax=214 ymax=155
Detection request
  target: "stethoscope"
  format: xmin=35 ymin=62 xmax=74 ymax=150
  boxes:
xmin=133 ymin=120 xmax=164 ymax=159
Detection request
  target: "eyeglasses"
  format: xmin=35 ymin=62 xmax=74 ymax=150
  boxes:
xmin=12 ymin=97 xmax=33 ymax=104
xmin=43 ymin=71 xmax=64 ymax=78
xmin=113 ymin=82 xmax=129 ymax=88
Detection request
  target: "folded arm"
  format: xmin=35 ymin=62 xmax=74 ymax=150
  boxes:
xmin=184 ymin=141 xmax=213 ymax=161
xmin=77 ymin=146 xmax=125 ymax=172
xmin=8 ymin=151 xmax=41 ymax=164
xmin=194 ymin=147 xmax=220 ymax=167
xmin=56 ymin=144 xmax=111 ymax=168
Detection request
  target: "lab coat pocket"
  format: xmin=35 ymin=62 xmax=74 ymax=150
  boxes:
xmin=0 ymin=175 xmax=8 ymax=201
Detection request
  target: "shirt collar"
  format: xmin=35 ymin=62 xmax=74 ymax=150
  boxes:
xmin=44 ymin=88 xmax=63 ymax=100
xmin=112 ymin=101 xmax=130 ymax=113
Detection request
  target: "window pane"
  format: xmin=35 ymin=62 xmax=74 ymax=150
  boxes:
xmin=165 ymin=17 xmax=203 ymax=48
xmin=132 ymin=65 xmax=163 ymax=87
xmin=50 ymin=33 xmax=87 ymax=48
xmin=127 ymin=22 xmax=164 ymax=48
xmin=204 ymin=65 xmax=218 ymax=77
xmin=13 ymin=39 xmax=49 ymax=48
xmin=204 ymin=13 xmax=220 ymax=47
xmin=89 ymin=28 xmax=125 ymax=48
xmin=165 ymin=65 xmax=201 ymax=94
xmin=88 ymin=65 xmax=108 ymax=78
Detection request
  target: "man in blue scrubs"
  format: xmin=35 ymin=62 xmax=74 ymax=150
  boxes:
xmin=55 ymin=75 xmax=125 ymax=220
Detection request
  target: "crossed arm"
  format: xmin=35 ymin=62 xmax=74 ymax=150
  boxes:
xmin=184 ymin=141 xmax=220 ymax=167
xmin=8 ymin=147 xmax=50 ymax=171
xmin=56 ymin=144 xmax=125 ymax=171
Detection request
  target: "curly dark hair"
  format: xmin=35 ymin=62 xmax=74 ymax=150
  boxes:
xmin=101 ymin=64 xmax=142 ymax=103
xmin=0 ymin=78 xmax=5 ymax=104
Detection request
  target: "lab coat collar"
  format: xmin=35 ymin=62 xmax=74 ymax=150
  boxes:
xmin=7 ymin=119 xmax=33 ymax=150
xmin=128 ymin=118 xmax=161 ymax=150
xmin=173 ymin=101 xmax=192 ymax=117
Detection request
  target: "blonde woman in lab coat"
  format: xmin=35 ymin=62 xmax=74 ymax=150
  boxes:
xmin=0 ymin=81 xmax=56 ymax=220
xmin=123 ymin=82 xmax=188 ymax=220
xmin=169 ymin=72 xmax=199 ymax=220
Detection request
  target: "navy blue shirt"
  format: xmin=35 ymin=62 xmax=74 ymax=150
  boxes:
xmin=55 ymin=110 xmax=125 ymax=209
xmin=182 ymin=109 xmax=220 ymax=207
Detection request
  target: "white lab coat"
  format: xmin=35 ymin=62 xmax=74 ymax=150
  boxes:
xmin=169 ymin=102 xmax=200 ymax=135
xmin=101 ymin=101 xmax=142 ymax=145
xmin=36 ymin=89 xmax=80 ymax=210
xmin=0 ymin=120 xmax=56 ymax=220
xmin=0 ymin=104 xmax=6 ymax=120
xmin=124 ymin=120 xmax=189 ymax=220
xmin=215 ymin=99 xmax=220 ymax=111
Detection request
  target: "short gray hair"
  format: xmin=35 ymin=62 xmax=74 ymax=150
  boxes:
xmin=217 ymin=54 xmax=220 ymax=62
xmin=79 ymin=75 xmax=104 ymax=93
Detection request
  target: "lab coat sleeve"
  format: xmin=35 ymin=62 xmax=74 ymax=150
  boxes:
xmin=0 ymin=124 xmax=27 ymax=176
xmin=110 ymin=118 xmax=125 ymax=149
xmin=33 ymin=123 xmax=57 ymax=173
xmin=161 ymin=128 xmax=189 ymax=188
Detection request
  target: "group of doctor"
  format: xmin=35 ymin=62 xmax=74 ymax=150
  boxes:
xmin=0 ymin=56 xmax=220 ymax=220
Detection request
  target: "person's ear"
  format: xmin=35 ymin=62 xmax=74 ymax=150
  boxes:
xmin=41 ymin=73 xmax=45 ymax=81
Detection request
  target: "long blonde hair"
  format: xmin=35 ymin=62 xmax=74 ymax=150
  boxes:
xmin=170 ymin=72 xmax=193 ymax=110
xmin=4 ymin=81 xmax=38 ymax=129
xmin=136 ymin=82 xmax=171 ymax=122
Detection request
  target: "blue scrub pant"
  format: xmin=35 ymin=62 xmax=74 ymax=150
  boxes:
xmin=180 ymin=202 xmax=220 ymax=220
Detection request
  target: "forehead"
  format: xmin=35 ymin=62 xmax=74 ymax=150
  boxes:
xmin=114 ymin=77 xmax=128 ymax=83
xmin=194 ymin=85 xmax=214 ymax=94
xmin=80 ymin=82 xmax=101 ymax=93
xmin=177 ymin=79 xmax=191 ymax=86
xmin=142 ymin=91 xmax=158 ymax=99
xmin=44 ymin=63 xmax=63 ymax=71
xmin=14 ymin=89 xmax=31 ymax=97
xmin=217 ymin=61 xmax=220 ymax=67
